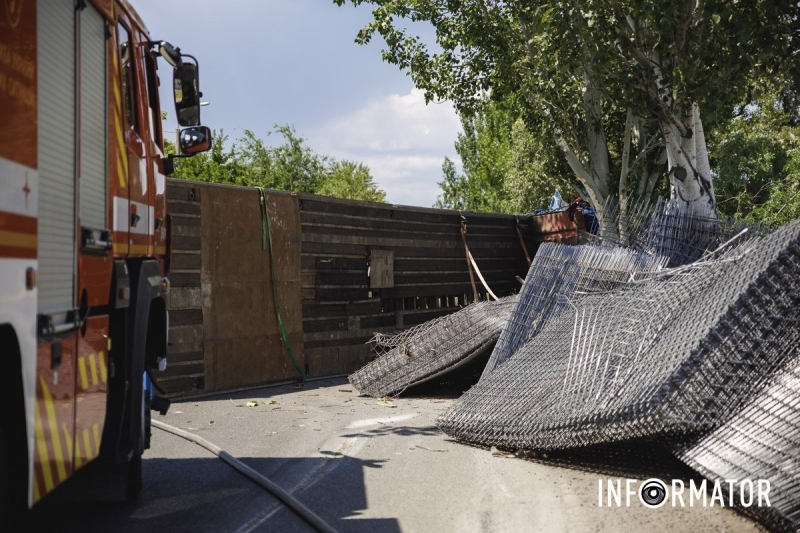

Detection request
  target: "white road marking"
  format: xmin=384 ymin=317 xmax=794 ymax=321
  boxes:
xmin=346 ymin=413 xmax=418 ymax=429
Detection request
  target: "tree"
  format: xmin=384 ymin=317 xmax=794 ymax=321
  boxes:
xmin=318 ymin=160 xmax=387 ymax=202
xmin=505 ymin=118 xmax=575 ymax=214
xmin=167 ymin=129 xmax=249 ymax=185
xmin=236 ymin=125 xmax=327 ymax=193
xmin=435 ymin=100 xmax=512 ymax=212
xmin=168 ymin=125 xmax=388 ymax=202
xmin=709 ymin=96 xmax=800 ymax=226
xmin=435 ymin=98 xmax=573 ymax=213
xmin=335 ymin=0 xmax=799 ymax=222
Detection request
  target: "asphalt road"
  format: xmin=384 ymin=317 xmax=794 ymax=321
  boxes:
xmin=25 ymin=377 xmax=761 ymax=533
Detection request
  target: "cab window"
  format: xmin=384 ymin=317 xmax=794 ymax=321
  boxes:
xmin=119 ymin=24 xmax=138 ymax=133
xmin=144 ymin=53 xmax=163 ymax=148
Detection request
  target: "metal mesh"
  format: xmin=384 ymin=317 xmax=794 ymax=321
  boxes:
xmin=437 ymin=217 xmax=800 ymax=452
xmin=595 ymin=197 xmax=767 ymax=267
xmin=674 ymin=357 xmax=800 ymax=533
xmin=483 ymin=244 xmax=668 ymax=378
xmin=349 ymin=296 xmax=518 ymax=397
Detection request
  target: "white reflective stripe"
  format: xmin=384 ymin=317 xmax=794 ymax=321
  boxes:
xmin=113 ymin=196 xmax=128 ymax=232
xmin=130 ymin=200 xmax=149 ymax=235
xmin=0 ymin=159 xmax=38 ymax=218
xmin=112 ymin=197 xmax=154 ymax=235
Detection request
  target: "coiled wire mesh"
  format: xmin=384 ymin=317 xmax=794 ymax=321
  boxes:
xmin=674 ymin=355 xmax=800 ymax=533
xmin=349 ymin=296 xmax=518 ymax=397
xmin=439 ymin=204 xmax=798 ymax=531
xmin=483 ymin=244 xmax=668 ymax=378
xmin=596 ymin=197 xmax=766 ymax=267
xmin=438 ymin=217 xmax=800 ymax=451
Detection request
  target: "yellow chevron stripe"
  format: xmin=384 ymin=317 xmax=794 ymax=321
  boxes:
xmin=111 ymin=32 xmax=129 ymax=188
xmin=33 ymin=477 xmax=40 ymax=503
xmin=41 ymin=377 xmax=67 ymax=482
xmin=78 ymin=357 xmax=89 ymax=391
xmin=92 ymin=423 xmax=101 ymax=454
xmin=112 ymin=75 xmax=121 ymax=106
xmin=62 ymin=423 xmax=73 ymax=464
xmin=83 ymin=429 xmax=93 ymax=460
xmin=99 ymin=351 xmax=108 ymax=383
xmin=89 ymin=353 xmax=99 ymax=386
xmin=115 ymin=116 xmax=128 ymax=188
xmin=33 ymin=399 xmax=54 ymax=493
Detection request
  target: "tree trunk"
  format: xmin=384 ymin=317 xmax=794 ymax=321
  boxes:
xmin=660 ymin=103 xmax=717 ymax=219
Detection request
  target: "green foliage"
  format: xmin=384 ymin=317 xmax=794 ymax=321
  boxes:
xmin=335 ymin=0 xmax=800 ymax=217
xmin=505 ymin=119 xmax=575 ymax=213
xmin=709 ymin=101 xmax=800 ymax=226
xmin=435 ymin=100 xmax=573 ymax=213
xmin=318 ymin=160 xmax=387 ymax=203
xmin=167 ymin=125 xmax=387 ymax=202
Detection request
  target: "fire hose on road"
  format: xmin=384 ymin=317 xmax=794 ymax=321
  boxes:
xmin=152 ymin=420 xmax=339 ymax=533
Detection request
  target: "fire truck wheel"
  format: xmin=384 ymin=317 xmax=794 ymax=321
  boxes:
xmin=124 ymin=383 xmax=148 ymax=503
xmin=0 ymin=425 xmax=27 ymax=521
xmin=125 ymin=453 xmax=143 ymax=503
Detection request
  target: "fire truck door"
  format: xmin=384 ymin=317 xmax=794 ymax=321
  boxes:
xmin=117 ymin=23 xmax=149 ymax=256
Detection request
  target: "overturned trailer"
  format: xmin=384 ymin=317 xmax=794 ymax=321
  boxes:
xmin=162 ymin=179 xmax=585 ymax=397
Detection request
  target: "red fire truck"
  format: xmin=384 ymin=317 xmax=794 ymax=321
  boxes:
xmin=0 ymin=0 xmax=211 ymax=516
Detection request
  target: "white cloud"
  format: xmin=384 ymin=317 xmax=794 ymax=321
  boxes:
xmin=309 ymin=89 xmax=462 ymax=207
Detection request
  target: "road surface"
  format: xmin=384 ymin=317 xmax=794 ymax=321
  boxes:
xmin=28 ymin=377 xmax=760 ymax=532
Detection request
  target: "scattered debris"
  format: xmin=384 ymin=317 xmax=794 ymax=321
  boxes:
xmin=416 ymin=445 xmax=448 ymax=453
xmin=490 ymin=446 xmax=514 ymax=458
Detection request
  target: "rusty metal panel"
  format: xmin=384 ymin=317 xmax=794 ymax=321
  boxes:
xmin=369 ymin=249 xmax=394 ymax=288
xmin=529 ymin=210 xmax=583 ymax=244
xmin=199 ymin=184 xmax=304 ymax=391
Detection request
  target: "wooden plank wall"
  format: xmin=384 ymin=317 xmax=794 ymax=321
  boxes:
xmin=163 ymin=180 xmax=305 ymax=397
xmin=297 ymin=194 xmax=582 ymax=378
xmin=163 ymin=179 xmax=582 ymax=397
xmin=162 ymin=182 xmax=205 ymax=397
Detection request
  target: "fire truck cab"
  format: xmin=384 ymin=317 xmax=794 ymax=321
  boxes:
xmin=0 ymin=0 xmax=210 ymax=516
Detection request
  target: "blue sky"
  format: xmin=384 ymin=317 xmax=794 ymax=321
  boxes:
xmin=134 ymin=0 xmax=461 ymax=207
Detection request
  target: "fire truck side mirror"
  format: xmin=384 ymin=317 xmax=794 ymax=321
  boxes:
xmin=174 ymin=60 xmax=201 ymax=127
xmin=179 ymin=126 xmax=212 ymax=155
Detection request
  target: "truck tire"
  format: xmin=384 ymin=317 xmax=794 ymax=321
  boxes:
xmin=0 ymin=424 xmax=27 ymax=522
xmin=0 ymin=329 xmax=27 ymax=521
xmin=125 ymin=453 xmax=142 ymax=504
xmin=124 ymin=379 xmax=149 ymax=504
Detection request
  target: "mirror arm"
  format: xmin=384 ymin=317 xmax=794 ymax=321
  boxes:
xmin=162 ymin=153 xmax=198 ymax=177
